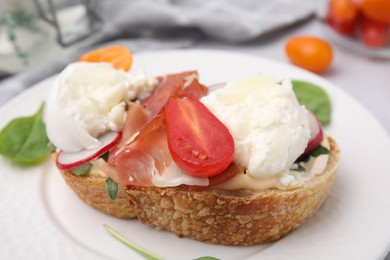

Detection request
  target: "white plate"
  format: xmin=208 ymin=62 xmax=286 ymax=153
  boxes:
xmin=1 ymin=50 xmax=389 ymax=260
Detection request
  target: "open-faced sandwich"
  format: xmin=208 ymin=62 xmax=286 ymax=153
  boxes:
xmin=45 ymin=46 xmax=340 ymax=245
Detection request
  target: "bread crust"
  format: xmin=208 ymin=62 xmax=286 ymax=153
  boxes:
xmin=126 ymin=137 xmax=340 ymax=245
xmin=57 ymin=163 xmax=137 ymax=219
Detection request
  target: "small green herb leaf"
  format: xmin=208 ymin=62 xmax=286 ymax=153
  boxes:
xmin=292 ymin=80 xmax=332 ymax=126
xmin=310 ymin=145 xmax=330 ymax=157
xmin=105 ymin=177 xmax=118 ymax=200
xmin=295 ymin=164 xmax=306 ymax=172
xmin=0 ymin=103 xmax=50 ymax=165
xmin=71 ymin=162 xmax=92 ymax=175
xmin=99 ymin=151 xmax=109 ymax=162
xmin=103 ymin=224 xmax=164 ymax=260
xmin=47 ymin=142 xmax=56 ymax=153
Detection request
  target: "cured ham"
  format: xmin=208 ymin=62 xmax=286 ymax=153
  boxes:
xmin=114 ymin=114 xmax=170 ymax=186
xmin=107 ymin=71 xmax=211 ymax=187
xmin=109 ymin=102 xmax=149 ymax=160
xmin=141 ymin=71 xmax=199 ymax=118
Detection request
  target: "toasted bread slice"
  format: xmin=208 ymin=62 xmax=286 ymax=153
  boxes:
xmin=126 ymin=137 xmax=340 ymax=245
xmin=55 ymin=158 xmax=136 ymax=219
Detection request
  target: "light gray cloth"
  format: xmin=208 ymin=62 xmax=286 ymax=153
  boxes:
xmin=0 ymin=0 xmax=317 ymax=106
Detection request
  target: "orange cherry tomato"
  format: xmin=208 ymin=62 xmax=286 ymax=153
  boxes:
xmin=165 ymin=97 xmax=234 ymax=177
xmin=326 ymin=0 xmax=359 ymax=35
xmin=329 ymin=0 xmax=359 ymax=22
xmin=285 ymin=36 xmax=333 ymax=73
xmin=78 ymin=46 xmax=133 ymax=71
xmin=361 ymin=0 xmax=390 ymax=24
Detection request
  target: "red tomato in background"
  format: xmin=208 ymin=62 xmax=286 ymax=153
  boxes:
xmin=285 ymin=36 xmax=333 ymax=73
xmin=361 ymin=0 xmax=390 ymax=24
xmin=360 ymin=16 xmax=389 ymax=47
xmin=326 ymin=0 xmax=359 ymax=35
xmin=165 ymin=97 xmax=234 ymax=177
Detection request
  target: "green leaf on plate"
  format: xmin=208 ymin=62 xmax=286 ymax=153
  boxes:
xmin=292 ymin=80 xmax=332 ymax=126
xmin=0 ymin=102 xmax=50 ymax=165
xmin=103 ymin=224 xmax=164 ymax=260
xmin=71 ymin=162 xmax=92 ymax=175
xmin=310 ymin=145 xmax=330 ymax=157
xmin=295 ymin=164 xmax=306 ymax=172
xmin=105 ymin=177 xmax=118 ymax=200
xmin=104 ymin=224 xmax=222 ymax=260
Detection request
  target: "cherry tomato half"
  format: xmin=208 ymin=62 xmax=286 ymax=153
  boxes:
xmin=165 ymin=97 xmax=234 ymax=177
xmin=285 ymin=36 xmax=334 ymax=73
xmin=360 ymin=16 xmax=389 ymax=47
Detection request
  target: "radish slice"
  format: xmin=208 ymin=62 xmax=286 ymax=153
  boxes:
xmin=302 ymin=111 xmax=323 ymax=156
xmin=56 ymin=132 xmax=121 ymax=170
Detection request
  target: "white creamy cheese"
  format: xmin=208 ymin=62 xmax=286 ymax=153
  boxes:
xmin=45 ymin=62 xmax=157 ymax=152
xmin=201 ymin=75 xmax=310 ymax=178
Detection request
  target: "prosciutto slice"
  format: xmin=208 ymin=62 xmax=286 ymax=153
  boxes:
xmin=106 ymin=71 xmax=212 ymax=187
xmin=141 ymin=71 xmax=199 ymax=117
xmin=113 ymin=114 xmax=170 ymax=186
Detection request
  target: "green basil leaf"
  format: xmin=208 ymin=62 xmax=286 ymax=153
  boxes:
xmin=310 ymin=145 xmax=330 ymax=157
xmin=0 ymin=103 xmax=50 ymax=165
xmin=106 ymin=177 xmax=118 ymax=200
xmin=292 ymin=80 xmax=332 ymax=126
xmin=71 ymin=162 xmax=92 ymax=175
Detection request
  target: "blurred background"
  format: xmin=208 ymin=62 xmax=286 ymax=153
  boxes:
xmin=0 ymin=0 xmax=389 ymax=133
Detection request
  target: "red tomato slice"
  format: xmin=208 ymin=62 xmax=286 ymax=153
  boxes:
xmin=165 ymin=97 xmax=234 ymax=177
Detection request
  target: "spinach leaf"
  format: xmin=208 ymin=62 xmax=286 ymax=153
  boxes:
xmin=71 ymin=162 xmax=92 ymax=175
xmin=106 ymin=177 xmax=118 ymax=200
xmin=310 ymin=145 xmax=330 ymax=157
xmin=292 ymin=80 xmax=332 ymax=126
xmin=0 ymin=103 xmax=50 ymax=165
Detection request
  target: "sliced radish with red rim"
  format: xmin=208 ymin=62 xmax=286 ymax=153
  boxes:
xmin=56 ymin=131 xmax=121 ymax=170
xmin=302 ymin=111 xmax=323 ymax=157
